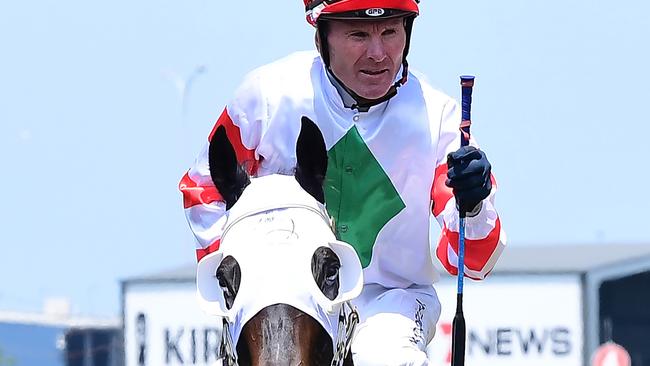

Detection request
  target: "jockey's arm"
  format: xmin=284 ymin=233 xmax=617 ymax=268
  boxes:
xmin=430 ymin=100 xmax=506 ymax=280
xmin=179 ymin=72 xmax=264 ymax=262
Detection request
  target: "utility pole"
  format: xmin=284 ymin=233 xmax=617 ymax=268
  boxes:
xmin=162 ymin=65 xmax=208 ymax=160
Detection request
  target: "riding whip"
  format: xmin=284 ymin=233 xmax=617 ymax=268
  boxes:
xmin=450 ymin=75 xmax=474 ymax=366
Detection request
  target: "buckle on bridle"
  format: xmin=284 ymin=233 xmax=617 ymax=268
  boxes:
xmin=220 ymin=319 xmax=239 ymax=366
xmin=331 ymin=301 xmax=359 ymax=366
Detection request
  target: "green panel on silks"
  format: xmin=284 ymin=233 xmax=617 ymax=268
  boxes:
xmin=324 ymin=126 xmax=405 ymax=268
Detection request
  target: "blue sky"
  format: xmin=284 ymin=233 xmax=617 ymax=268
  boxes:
xmin=1 ymin=0 xmax=648 ymax=317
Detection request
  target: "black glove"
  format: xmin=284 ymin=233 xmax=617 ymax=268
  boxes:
xmin=445 ymin=146 xmax=492 ymax=215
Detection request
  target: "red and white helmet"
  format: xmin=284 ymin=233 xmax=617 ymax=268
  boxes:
xmin=304 ymin=0 xmax=419 ymax=27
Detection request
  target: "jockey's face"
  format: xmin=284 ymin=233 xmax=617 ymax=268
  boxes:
xmin=323 ymin=17 xmax=406 ymax=100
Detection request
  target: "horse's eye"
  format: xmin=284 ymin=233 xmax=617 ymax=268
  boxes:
xmin=312 ymin=247 xmax=341 ymax=300
xmin=216 ymin=272 xmax=226 ymax=286
xmin=325 ymin=264 xmax=340 ymax=282
xmin=221 ymin=285 xmax=231 ymax=297
xmin=216 ymin=256 xmax=241 ymax=310
xmin=216 ymin=272 xmax=230 ymax=295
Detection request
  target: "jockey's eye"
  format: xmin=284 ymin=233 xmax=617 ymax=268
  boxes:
xmin=349 ymin=31 xmax=368 ymax=40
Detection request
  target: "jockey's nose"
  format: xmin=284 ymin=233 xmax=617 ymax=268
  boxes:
xmin=366 ymin=36 xmax=387 ymax=63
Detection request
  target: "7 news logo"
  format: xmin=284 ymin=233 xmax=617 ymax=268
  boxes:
xmin=435 ymin=322 xmax=573 ymax=363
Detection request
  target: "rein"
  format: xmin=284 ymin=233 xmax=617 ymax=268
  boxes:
xmin=331 ymin=301 xmax=359 ymax=366
xmin=220 ymin=319 xmax=238 ymax=366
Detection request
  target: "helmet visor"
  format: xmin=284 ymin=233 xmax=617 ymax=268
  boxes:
xmin=320 ymin=8 xmax=415 ymax=20
xmin=306 ymin=0 xmax=419 ymax=25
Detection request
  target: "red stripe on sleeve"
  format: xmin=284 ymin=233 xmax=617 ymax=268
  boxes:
xmin=179 ymin=172 xmax=224 ymax=209
xmin=431 ymin=165 xmax=498 ymax=217
xmin=436 ymin=217 xmax=501 ymax=278
xmin=208 ymin=108 xmax=259 ymax=175
xmin=431 ymin=164 xmax=454 ymax=217
xmin=196 ymin=239 xmax=221 ymax=262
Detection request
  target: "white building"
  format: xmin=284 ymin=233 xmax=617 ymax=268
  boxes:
xmin=121 ymin=243 xmax=650 ymax=366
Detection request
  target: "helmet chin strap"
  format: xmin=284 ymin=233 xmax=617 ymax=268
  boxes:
xmin=318 ymin=16 xmax=415 ymax=112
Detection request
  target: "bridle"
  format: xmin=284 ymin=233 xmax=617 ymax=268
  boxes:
xmin=331 ymin=301 xmax=359 ymax=366
xmin=216 ymin=203 xmax=360 ymax=366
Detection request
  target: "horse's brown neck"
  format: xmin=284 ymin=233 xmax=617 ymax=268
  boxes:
xmin=237 ymin=304 xmax=334 ymax=365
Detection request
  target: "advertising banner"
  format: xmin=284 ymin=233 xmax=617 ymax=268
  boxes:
xmin=124 ymin=282 xmax=223 ymax=366
xmin=427 ymin=275 xmax=583 ymax=365
xmin=124 ymin=275 xmax=583 ymax=366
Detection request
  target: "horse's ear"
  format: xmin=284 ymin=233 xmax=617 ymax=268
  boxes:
xmin=208 ymin=126 xmax=251 ymax=210
xmin=295 ymin=116 xmax=327 ymax=204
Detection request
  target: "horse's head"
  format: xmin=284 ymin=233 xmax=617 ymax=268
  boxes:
xmin=196 ymin=117 xmax=362 ymax=365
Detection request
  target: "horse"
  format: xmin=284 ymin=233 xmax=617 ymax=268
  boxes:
xmin=196 ymin=117 xmax=362 ymax=365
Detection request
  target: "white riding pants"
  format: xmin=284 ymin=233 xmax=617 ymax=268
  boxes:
xmin=350 ymin=284 xmax=441 ymax=366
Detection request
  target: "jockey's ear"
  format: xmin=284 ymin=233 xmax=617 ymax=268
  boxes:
xmin=295 ymin=116 xmax=328 ymax=204
xmin=208 ymin=125 xmax=251 ymax=210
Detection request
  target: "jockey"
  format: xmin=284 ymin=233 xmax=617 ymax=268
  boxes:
xmin=180 ymin=0 xmax=506 ymax=364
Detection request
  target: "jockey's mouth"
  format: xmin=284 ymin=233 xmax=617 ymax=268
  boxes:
xmin=360 ymin=69 xmax=389 ymax=75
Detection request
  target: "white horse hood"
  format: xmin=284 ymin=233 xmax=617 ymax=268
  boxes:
xmin=196 ymin=174 xmax=364 ymax=346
